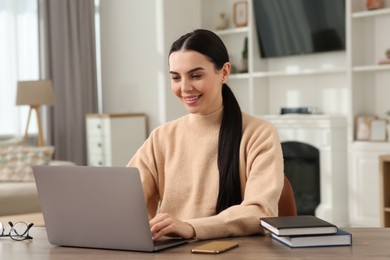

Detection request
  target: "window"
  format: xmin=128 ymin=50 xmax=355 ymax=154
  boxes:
xmin=0 ymin=0 xmax=39 ymax=137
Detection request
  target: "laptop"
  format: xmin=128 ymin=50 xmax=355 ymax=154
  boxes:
xmin=32 ymin=165 xmax=188 ymax=252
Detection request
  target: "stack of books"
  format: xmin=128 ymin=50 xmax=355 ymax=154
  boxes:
xmin=260 ymin=215 xmax=352 ymax=248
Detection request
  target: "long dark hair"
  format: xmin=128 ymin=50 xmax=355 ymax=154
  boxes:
xmin=169 ymin=29 xmax=242 ymax=214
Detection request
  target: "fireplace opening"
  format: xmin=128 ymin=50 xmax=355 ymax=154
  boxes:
xmin=281 ymin=141 xmax=320 ymax=216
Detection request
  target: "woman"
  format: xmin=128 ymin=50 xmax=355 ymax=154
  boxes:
xmin=127 ymin=29 xmax=284 ymax=240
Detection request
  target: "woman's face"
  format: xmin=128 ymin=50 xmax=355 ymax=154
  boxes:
xmin=169 ymin=50 xmax=230 ymax=115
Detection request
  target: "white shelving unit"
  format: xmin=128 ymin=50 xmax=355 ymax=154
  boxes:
xmin=200 ymin=0 xmax=348 ymax=117
xmin=348 ymin=0 xmax=390 ymax=227
xmin=199 ymin=0 xmax=390 ymax=227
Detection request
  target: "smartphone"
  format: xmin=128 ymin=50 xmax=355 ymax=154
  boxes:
xmin=191 ymin=241 xmax=239 ymax=254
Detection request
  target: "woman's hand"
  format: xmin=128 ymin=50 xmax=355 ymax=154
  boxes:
xmin=149 ymin=213 xmax=195 ymax=240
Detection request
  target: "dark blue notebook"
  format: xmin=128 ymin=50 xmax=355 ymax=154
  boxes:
xmin=271 ymin=228 xmax=352 ymax=248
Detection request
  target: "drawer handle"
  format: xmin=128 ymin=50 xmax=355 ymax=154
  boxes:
xmin=96 ymin=124 xmax=101 ymax=129
xmin=97 ymin=143 xmax=102 ymax=147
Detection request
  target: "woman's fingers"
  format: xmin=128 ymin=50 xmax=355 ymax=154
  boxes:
xmin=150 ymin=213 xmax=172 ymax=238
xmin=149 ymin=213 xmax=195 ymax=240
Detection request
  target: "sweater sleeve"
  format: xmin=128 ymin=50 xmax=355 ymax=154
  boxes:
xmin=127 ymin=131 xmax=160 ymax=220
xmin=185 ymin=122 xmax=284 ymax=240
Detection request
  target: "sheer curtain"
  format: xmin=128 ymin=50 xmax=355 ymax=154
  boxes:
xmin=0 ymin=0 xmax=39 ymax=137
xmin=39 ymin=0 xmax=98 ymax=165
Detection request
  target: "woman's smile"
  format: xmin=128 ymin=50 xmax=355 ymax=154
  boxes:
xmin=183 ymin=94 xmax=202 ymax=105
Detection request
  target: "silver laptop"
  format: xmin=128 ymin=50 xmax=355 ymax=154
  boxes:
xmin=33 ymin=165 xmax=188 ymax=252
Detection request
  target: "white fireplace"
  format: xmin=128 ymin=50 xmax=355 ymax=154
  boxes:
xmin=260 ymin=114 xmax=348 ymax=226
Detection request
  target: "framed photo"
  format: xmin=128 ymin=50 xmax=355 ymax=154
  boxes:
xmin=355 ymin=115 xmax=376 ymax=141
xmin=370 ymin=119 xmax=387 ymax=141
xmin=233 ymin=1 xmax=248 ymax=27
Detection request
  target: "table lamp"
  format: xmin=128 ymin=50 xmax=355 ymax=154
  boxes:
xmin=16 ymin=80 xmax=54 ymax=146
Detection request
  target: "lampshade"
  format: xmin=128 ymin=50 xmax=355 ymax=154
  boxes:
xmin=16 ymin=80 xmax=54 ymax=147
xmin=16 ymin=80 xmax=54 ymax=106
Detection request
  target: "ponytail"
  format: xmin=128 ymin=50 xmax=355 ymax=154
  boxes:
xmin=216 ymin=85 xmax=242 ymax=214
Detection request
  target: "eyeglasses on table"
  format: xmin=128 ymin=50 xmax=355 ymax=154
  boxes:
xmin=0 ymin=221 xmax=34 ymax=241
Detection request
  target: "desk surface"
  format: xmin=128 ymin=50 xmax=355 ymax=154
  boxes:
xmin=1 ymin=227 xmax=390 ymax=260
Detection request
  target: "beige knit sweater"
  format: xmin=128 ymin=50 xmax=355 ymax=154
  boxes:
xmin=127 ymin=107 xmax=284 ymax=240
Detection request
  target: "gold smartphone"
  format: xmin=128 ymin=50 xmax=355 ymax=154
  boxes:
xmin=191 ymin=241 xmax=239 ymax=254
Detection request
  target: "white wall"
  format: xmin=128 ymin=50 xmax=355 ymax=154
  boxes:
xmin=161 ymin=0 xmax=202 ymax=122
xmin=99 ymin=0 xmax=201 ymax=132
xmin=99 ymin=0 xmax=160 ymax=131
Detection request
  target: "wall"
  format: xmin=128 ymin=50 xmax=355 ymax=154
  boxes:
xmin=99 ymin=0 xmax=160 ymax=131
xmin=99 ymin=0 xmax=201 ymax=132
xmin=160 ymin=0 xmax=202 ymax=122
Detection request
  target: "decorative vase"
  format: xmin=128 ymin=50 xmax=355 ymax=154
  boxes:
xmin=215 ymin=12 xmax=228 ymax=30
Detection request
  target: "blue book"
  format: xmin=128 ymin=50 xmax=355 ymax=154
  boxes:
xmin=271 ymin=228 xmax=352 ymax=248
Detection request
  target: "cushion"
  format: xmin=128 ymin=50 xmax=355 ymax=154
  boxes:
xmin=0 ymin=145 xmax=54 ymax=182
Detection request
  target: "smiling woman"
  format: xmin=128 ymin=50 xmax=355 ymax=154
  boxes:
xmin=127 ymin=29 xmax=284 ymax=241
xmin=0 ymin=0 xmax=39 ymax=137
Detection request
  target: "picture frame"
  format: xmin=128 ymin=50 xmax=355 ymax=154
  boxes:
xmin=355 ymin=115 xmax=376 ymax=141
xmin=233 ymin=1 xmax=248 ymax=28
xmin=370 ymin=119 xmax=387 ymax=141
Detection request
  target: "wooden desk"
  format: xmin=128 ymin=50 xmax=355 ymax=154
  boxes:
xmin=1 ymin=227 xmax=390 ymax=259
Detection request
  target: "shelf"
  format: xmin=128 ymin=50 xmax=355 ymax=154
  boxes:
xmin=352 ymin=8 xmax=390 ymax=19
xmin=384 ymin=208 xmax=390 ymax=212
xmin=252 ymin=68 xmax=346 ymax=78
xmin=353 ymin=64 xmax=390 ymax=72
xmin=214 ymin=27 xmax=249 ymax=36
xmin=351 ymin=141 xmax=390 ymax=150
xmin=229 ymin=73 xmax=249 ymax=79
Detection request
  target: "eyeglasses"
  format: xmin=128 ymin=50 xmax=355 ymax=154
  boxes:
xmin=0 ymin=221 xmax=34 ymax=241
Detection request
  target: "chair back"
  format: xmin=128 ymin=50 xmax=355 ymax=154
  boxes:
xmin=278 ymin=176 xmax=297 ymax=216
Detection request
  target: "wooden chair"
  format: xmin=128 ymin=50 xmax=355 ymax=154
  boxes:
xmin=278 ymin=176 xmax=297 ymax=216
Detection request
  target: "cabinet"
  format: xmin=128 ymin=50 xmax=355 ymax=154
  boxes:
xmin=85 ymin=113 xmax=147 ymax=167
xmin=347 ymin=0 xmax=390 ymax=226
xmin=348 ymin=143 xmax=390 ymax=227
xmin=380 ymin=154 xmax=390 ymax=227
